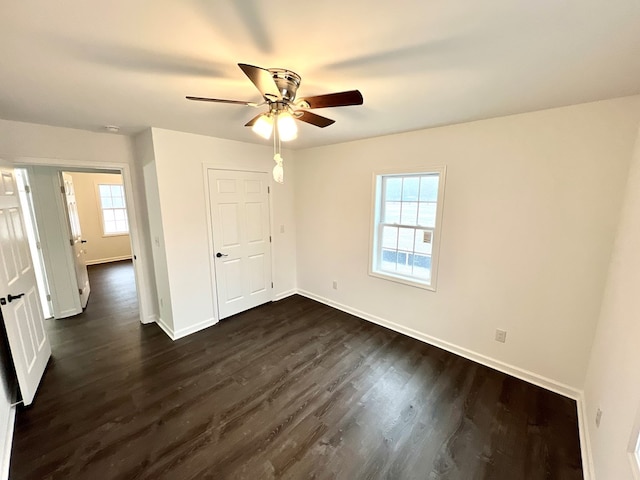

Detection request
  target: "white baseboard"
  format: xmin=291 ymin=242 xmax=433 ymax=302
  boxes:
xmin=155 ymin=316 xmax=175 ymax=340
xmin=576 ymin=392 xmax=595 ymax=480
xmin=173 ymin=317 xmax=218 ymax=340
xmin=85 ymin=255 xmax=132 ymax=266
xmin=297 ymin=289 xmax=581 ymax=400
xmin=273 ymin=289 xmax=296 ymax=301
xmin=0 ymin=404 xmax=16 ymax=480
xmin=154 ymin=316 xmax=218 ymax=341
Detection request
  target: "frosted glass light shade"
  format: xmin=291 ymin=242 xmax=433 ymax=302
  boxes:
xmin=277 ymin=112 xmax=297 ymax=141
xmin=252 ymin=114 xmax=273 ymax=139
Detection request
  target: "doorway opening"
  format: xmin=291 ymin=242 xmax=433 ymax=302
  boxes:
xmin=15 ymin=166 xmax=137 ymax=321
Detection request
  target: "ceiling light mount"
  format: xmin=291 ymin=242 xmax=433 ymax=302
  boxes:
xmin=104 ymin=125 xmax=120 ymax=133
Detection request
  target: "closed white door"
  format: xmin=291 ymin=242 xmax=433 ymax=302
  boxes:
xmin=61 ymin=173 xmax=90 ymax=308
xmin=208 ymin=170 xmax=273 ymax=319
xmin=0 ymin=162 xmax=51 ymax=406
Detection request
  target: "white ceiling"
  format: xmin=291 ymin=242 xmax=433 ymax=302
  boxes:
xmin=1 ymin=1 xmax=639 ymax=149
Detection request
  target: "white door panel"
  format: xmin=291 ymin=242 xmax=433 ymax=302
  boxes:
xmin=208 ymin=170 xmax=272 ymax=319
xmin=0 ymin=162 xmax=51 ymax=406
xmin=61 ymin=173 xmax=90 ymax=308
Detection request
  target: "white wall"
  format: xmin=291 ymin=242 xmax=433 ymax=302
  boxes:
xmin=583 ymin=127 xmax=640 ymax=480
xmin=0 ymin=119 xmax=156 ymax=325
xmin=295 ymin=95 xmax=640 ymax=392
xmin=68 ymin=172 xmax=132 ymax=265
xmin=135 ymin=129 xmax=172 ymax=331
xmin=145 ymin=128 xmax=297 ymax=338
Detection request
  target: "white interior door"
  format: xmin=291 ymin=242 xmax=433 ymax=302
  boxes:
xmin=61 ymin=173 xmax=90 ymax=308
xmin=0 ymin=162 xmax=51 ymax=406
xmin=208 ymin=170 xmax=273 ymax=319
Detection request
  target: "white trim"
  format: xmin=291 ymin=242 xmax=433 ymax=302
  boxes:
xmin=296 ymin=289 xmax=581 ymax=399
xmin=155 ymin=316 xmax=218 ymax=341
xmin=202 ymin=163 xmax=221 ymax=323
xmin=576 ymin=392 xmax=595 ymax=480
xmin=630 ymin=414 xmax=640 ymax=480
xmin=368 ymin=166 xmax=447 ymax=292
xmin=155 ymin=316 xmax=175 ymax=340
xmin=173 ymin=317 xmax=218 ymax=340
xmin=55 ymin=307 xmax=85 ymax=319
xmin=273 ymin=289 xmax=296 ymax=301
xmin=0 ymin=405 xmax=16 ymax=480
xmin=85 ymin=255 xmax=133 ymax=266
xmin=95 ymin=182 xmax=129 ymax=236
xmin=155 ymin=315 xmax=218 ymax=341
xmin=631 ymin=450 xmax=640 ymax=480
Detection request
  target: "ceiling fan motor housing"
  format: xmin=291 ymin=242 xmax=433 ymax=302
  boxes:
xmin=268 ymin=68 xmax=301 ymax=102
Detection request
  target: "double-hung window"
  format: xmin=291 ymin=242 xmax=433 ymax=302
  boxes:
xmin=369 ymin=167 xmax=446 ymax=290
xmin=97 ymin=184 xmax=129 ymax=236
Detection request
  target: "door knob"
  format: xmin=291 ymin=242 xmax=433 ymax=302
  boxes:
xmin=216 ymin=252 xmax=228 ymax=258
xmin=7 ymin=293 xmax=25 ymax=303
xmin=81 ymin=240 xmax=87 ymax=244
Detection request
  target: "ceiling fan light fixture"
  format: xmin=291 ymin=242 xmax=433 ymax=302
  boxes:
xmin=252 ymin=114 xmax=273 ymax=139
xmin=273 ymin=154 xmax=284 ymax=184
xmin=277 ymin=111 xmax=297 ymax=142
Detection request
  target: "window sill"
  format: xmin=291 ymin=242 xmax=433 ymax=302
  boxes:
xmin=369 ymin=269 xmax=436 ymax=291
xmin=102 ymin=233 xmax=130 ymax=238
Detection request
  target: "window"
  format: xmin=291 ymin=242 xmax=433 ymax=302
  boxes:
xmin=97 ymin=184 xmax=129 ymax=235
xmin=369 ymin=167 xmax=446 ymax=290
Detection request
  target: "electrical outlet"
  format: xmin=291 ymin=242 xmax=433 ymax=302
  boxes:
xmin=280 ymin=225 xmax=285 ymax=233
xmin=595 ymin=408 xmax=603 ymax=428
xmin=495 ymin=329 xmax=507 ymax=343
xmin=332 ymin=281 xmax=338 ymax=290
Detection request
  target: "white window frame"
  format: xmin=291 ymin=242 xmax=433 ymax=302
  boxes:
xmin=369 ymin=166 xmax=446 ymax=291
xmin=95 ymin=182 xmax=129 ymax=237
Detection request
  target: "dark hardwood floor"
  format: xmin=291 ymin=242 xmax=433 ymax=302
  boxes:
xmin=10 ymin=261 xmax=583 ymax=479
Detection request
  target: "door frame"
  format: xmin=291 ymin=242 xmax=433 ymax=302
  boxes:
xmin=12 ymin=156 xmax=152 ymax=325
xmin=202 ymin=164 xmax=276 ymax=321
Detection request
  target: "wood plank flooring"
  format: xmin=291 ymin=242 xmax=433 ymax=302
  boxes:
xmin=10 ymin=261 xmax=583 ymax=479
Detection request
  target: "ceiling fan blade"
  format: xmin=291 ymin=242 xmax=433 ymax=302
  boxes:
xmin=297 ymin=90 xmax=363 ymax=109
xmin=295 ymin=111 xmax=335 ymax=128
xmin=238 ymin=63 xmax=282 ymax=101
xmin=186 ymin=96 xmax=254 ymax=106
xmin=244 ymin=114 xmax=263 ymax=127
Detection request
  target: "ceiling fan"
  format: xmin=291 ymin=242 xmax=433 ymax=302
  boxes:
xmin=186 ymin=63 xmax=363 ymax=183
xmin=186 ymin=63 xmax=363 ymax=138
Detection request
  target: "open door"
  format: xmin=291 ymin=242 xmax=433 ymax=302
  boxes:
xmin=0 ymin=161 xmax=51 ymax=406
xmin=61 ymin=173 xmax=90 ymax=308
